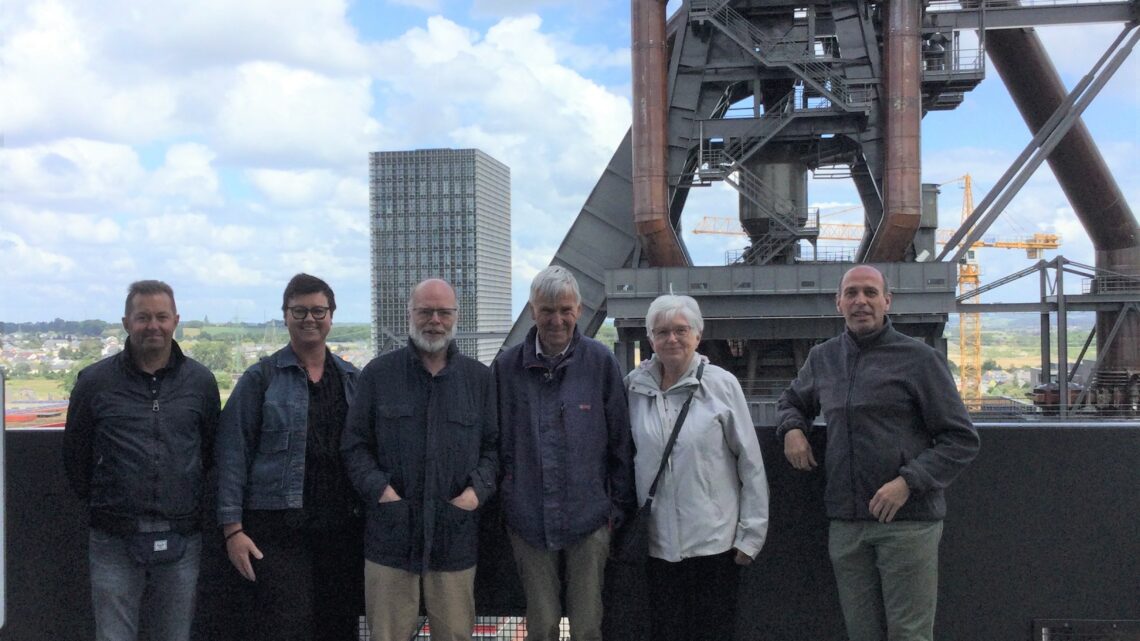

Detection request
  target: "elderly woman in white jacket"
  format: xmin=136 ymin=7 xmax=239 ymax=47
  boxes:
xmin=626 ymin=294 xmax=769 ymax=641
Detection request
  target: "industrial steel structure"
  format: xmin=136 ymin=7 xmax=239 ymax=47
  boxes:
xmin=505 ymin=0 xmax=1140 ymax=417
xmin=370 ymin=148 xmax=511 ymax=364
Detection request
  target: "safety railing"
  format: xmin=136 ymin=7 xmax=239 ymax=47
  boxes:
xmin=690 ymin=0 xmax=871 ymax=110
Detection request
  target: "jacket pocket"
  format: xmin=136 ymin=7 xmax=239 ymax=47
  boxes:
xmin=369 ymin=499 xmax=413 ymax=560
xmin=431 ymin=501 xmax=478 ymax=569
xmin=445 ymin=408 xmax=480 ymax=491
xmin=250 ymin=419 xmax=291 ymax=492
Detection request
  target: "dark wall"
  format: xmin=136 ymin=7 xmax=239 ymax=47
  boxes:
xmin=4 ymin=425 xmax=1139 ymax=640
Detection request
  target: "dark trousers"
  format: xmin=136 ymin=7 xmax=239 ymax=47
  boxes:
xmin=235 ymin=513 xmax=364 ymax=641
xmin=646 ymin=551 xmax=740 ymax=641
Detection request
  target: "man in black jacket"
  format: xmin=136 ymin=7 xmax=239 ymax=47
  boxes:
xmin=341 ymin=278 xmax=497 ymax=641
xmin=776 ymin=265 xmax=980 ymax=641
xmin=63 ymin=280 xmax=220 ymax=641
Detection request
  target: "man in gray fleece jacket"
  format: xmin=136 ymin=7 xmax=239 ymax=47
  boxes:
xmin=776 ymin=265 xmax=980 ymax=641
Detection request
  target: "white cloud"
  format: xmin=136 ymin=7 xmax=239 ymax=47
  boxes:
xmin=246 ymin=169 xmax=341 ymax=208
xmin=148 ymin=143 xmax=223 ymax=207
xmin=0 ymin=231 xmax=77 ymax=277
xmin=1 ymin=138 xmax=147 ymax=206
xmin=0 ymin=1 xmax=180 ymax=143
xmin=130 ymin=213 xmax=258 ymax=251
xmin=215 ymin=62 xmax=384 ymax=167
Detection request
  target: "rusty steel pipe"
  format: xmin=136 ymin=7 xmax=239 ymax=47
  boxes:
xmin=985 ymin=28 xmax=1138 ymax=252
xmin=986 ymin=28 xmax=1139 ymax=368
xmin=631 ymin=0 xmax=687 ymax=266
xmin=865 ymin=0 xmax=923 ymax=262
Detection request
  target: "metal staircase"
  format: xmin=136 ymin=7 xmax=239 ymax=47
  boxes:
xmin=689 ymin=0 xmax=870 ymax=111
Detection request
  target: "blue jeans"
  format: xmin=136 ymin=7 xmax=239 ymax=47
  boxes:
xmin=89 ymin=529 xmax=202 ymax=641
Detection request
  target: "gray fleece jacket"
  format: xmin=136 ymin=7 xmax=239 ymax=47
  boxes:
xmin=776 ymin=318 xmax=980 ymax=521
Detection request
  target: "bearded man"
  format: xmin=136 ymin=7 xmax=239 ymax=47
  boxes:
xmin=341 ymin=278 xmax=498 ymax=641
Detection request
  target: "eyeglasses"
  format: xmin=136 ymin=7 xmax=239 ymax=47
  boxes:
xmin=413 ymin=307 xmax=457 ymax=321
xmin=651 ymin=325 xmax=692 ymax=340
xmin=288 ymin=306 xmax=330 ymax=320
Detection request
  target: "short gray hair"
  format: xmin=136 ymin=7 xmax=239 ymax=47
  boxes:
xmin=529 ymin=266 xmax=581 ymax=306
xmin=645 ymin=295 xmax=704 ymax=336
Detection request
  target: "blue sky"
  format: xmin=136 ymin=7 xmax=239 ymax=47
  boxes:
xmin=1 ymin=0 xmax=1136 ymax=325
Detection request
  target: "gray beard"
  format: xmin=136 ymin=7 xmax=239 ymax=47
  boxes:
xmin=409 ymin=324 xmax=454 ymax=354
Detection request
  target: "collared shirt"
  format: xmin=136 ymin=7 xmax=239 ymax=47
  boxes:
xmin=535 ymin=335 xmax=568 ymax=361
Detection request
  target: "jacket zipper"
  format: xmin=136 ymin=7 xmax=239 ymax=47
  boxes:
xmin=845 ymin=347 xmax=860 ymax=518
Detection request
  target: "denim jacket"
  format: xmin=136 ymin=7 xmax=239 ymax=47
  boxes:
xmin=217 ymin=344 xmax=359 ymax=525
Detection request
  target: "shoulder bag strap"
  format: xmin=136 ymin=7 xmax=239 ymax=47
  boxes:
xmin=644 ymin=361 xmax=705 ymax=505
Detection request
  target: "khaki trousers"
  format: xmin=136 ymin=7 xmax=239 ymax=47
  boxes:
xmin=364 ymin=560 xmax=475 ymax=641
xmin=508 ymin=525 xmax=610 ymax=641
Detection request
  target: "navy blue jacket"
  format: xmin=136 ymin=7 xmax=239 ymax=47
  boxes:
xmin=492 ymin=326 xmax=636 ymax=551
xmin=216 ymin=344 xmax=359 ymax=525
xmin=341 ymin=341 xmax=498 ymax=573
xmin=63 ymin=340 xmax=220 ymax=534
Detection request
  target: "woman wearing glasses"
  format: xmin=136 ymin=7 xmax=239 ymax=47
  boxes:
xmin=215 ymin=273 xmax=364 ymax=641
xmin=625 ymin=294 xmax=770 ymax=641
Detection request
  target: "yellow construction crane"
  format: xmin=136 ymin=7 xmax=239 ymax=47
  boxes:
xmin=692 ymin=176 xmax=1061 ymax=400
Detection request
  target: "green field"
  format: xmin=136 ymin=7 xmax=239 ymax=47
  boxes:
xmin=5 ymin=377 xmax=68 ymax=402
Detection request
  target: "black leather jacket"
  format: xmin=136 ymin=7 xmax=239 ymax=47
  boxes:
xmin=63 ymin=340 xmax=220 ymax=534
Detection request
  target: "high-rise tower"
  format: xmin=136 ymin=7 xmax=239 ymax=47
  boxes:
xmin=369 ymin=148 xmax=511 ymax=363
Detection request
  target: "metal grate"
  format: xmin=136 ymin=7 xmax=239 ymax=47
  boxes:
xmin=357 ymin=616 xmax=570 ymax=640
xmin=1035 ymin=619 xmax=1140 ymax=641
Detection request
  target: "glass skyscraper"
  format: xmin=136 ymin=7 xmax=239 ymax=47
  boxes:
xmin=369 ymin=148 xmax=511 ymax=363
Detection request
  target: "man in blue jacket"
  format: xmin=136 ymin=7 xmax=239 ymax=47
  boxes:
xmin=342 ymin=278 xmax=497 ymax=641
xmin=63 ymin=280 xmax=220 ymax=641
xmin=492 ymin=266 xmax=636 ymax=641
xmin=776 ymin=265 xmax=980 ymax=641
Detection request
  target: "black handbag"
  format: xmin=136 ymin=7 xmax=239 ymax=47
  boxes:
xmin=611 ymin=362 xmax=704 ymax=564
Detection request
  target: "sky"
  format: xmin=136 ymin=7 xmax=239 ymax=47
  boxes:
xmin=1 ymin=0 xmax=1137 ymax=325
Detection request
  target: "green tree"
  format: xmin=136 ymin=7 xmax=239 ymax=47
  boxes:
xmin=61 ymin=359 xmax=97 ymax=394
xmin=190 ymin=340 xmax=233 ymax=372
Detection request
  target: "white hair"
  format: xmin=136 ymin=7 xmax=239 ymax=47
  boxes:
xmin=645 ymin=295 xmax=704 ymax=335
xmin=529 ymin=265 xmax=581 ymax=306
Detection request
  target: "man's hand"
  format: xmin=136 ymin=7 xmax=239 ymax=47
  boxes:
xmin=869 ymin=476 xmax=910 ymax=523
xmin=733 ymin=548 xmax=754 ymax=566
xmin=783 ymin=428 xmax=818 ymax=471
xmin=450 ymin=486 xmax=479 ymax=511
xmin=223 ymin=524 xmax=263 ymax=582
xmin=379 ymin=485 xmax=402 ymax=503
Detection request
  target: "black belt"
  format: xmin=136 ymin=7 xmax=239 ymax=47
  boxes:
xmin=90 ymin=511 xmax=198 ymax=536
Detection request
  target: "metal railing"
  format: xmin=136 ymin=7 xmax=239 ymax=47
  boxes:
xmin=689 ymin=0 xmax=871 ymax=110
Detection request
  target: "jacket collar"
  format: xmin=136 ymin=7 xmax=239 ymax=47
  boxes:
xmin=843 ymin=316 xmax=894 ymax=350
xmin=627 ymin=352 xmax=704 ymax=396
xmin=522 ymin=324 xmax=581 ymax=370
xmin=277 ymin=342 xmax=356 ymax=375
xmin=121 ymin=338 xmax=184 ymax=376
xmin=404 ymin=337 xmax=460 ymax=373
